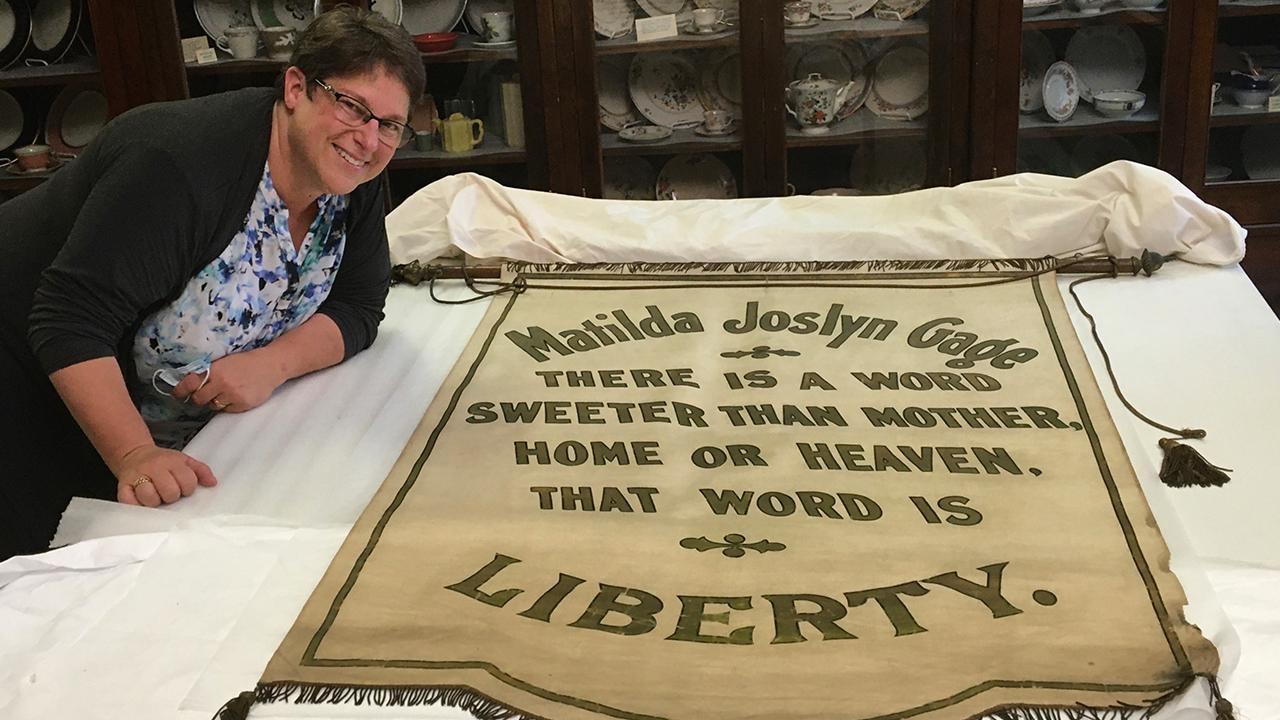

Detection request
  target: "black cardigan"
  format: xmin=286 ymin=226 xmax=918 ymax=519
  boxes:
xmin=0 ymin=87 xmax=391 ymax=380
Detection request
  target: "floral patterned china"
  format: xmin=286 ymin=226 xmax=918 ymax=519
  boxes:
xmin=194 ymin=0 xmax=254 ymax=45
xmin=464 ymin=0 xmax=510 ymax=35
xmin=790 ymin=41 xmax=870 ymax=120
xmin=619 ymin=124 xmax=673 ymax=143
xmin=785 ymin=72 xmax=860 ymax=134
xmin=873 ymin=0 xmax=929 ymax=20
xmin=867 ymin=44 xmax=928 ymax=120
xmin=594 ymin=0 xmax=637 ymax=38
xmin=656 ymin=153 xmax=738 ymax=199
xmin=1042 ymin=60 xmax=1080 ymax=123
xmin=815 ymin=0 xmax=877 ymax=19
xmin=629 ymin=52 xmax=706 ymax=128
xmin=699 ymin=48 xmax=741 ymax=115
xmin=599 ymin=55 xmax=643 ymax=131
xmin=1064 ymin=25 xmax=1145 ymax=103
xmin=1020 ymin=30 xmax=1054 ymax=113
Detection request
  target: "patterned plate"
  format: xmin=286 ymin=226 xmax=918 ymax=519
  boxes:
xmin=698 ymin=48 xmax=741 ymax=115
xmin=790 ymin=41 xmax=870 ymax=120
xmin=619 ymin=124 xmax=672 ymax=143
xmin=1064 ymin=25 xmax=1145 ymax=103
xmin=464 ymin=0 xmax=511 ymax=34
xmin=873 ymin=0 xmax=930 ymax=19
xmin=815 ymin=0 xmax=877 ymax=19
xmin=656 ymin=153 xmax=738 ymax=199
xmin=867 ymin=44 xmax=928 ymax=120
xmin=1042 ymin=60 xmax=1079 ymax=122
xmin=252 ymin=0 xmax=311 ymax=30
xmin=400 ymin=0 xmax=466 ymax=34
xmin=629 ymin=52 xmax=705 ymax=128
xmin=594 ymin=0 xmax=636 ymax=38
xmin=604 ymin=156 xmax=658 ymax=199
xmin=599 ymin=55 xmax=642 ymax=131
xmin=1020 ymin=30 xmax=1054 ymax=113
xmin=194 ymin=0 xmax=254 ymax=43
xmin=25 ymin=0 xmax=83 ymax=64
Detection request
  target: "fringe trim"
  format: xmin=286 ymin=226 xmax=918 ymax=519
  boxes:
xmin=255 ymin=682 xmax=542 ymax=720
xmin=508 ymin=258 xmax=1058 ymax=275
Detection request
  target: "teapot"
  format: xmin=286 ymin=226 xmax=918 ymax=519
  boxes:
xmin=784 ymin=73 xmax=857 ymax=134
xmin=435 ymin=112 xmax=484 ymax=153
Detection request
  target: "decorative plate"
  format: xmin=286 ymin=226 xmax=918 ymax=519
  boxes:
xmin=1242 ymin=124 xmax=1280 ymax=180
xmin=618 ymin=124 xmax=673 ymax=143
xmin=1042 ymin=60 xmax=1079 ymax=122
xmin=791 ymin=41 xmax=870 ymax=120
xmin=598 ymin=55 xmax=642 ymax=131
xmin=1063 ymin=25 xmax=1145 ymax=103
xmin=867 ymin=44 xmax=928 ymax=120
xmin=1071 ymin=134 xmax=1141 ymax=176
xmin=848 ymin=138 xmax=925 ymax=194
xmin=464 ymin=0 xmax=511 ymax=35
xmin=252 ymin=0 xmax=311 ymax=30
xmin=45 ymin=82 xmax=105 ymax=154
xmin=698 ymin=48 xmax=741 ymax=115
xmin=194 ymin=0 xmax=254 ymax=43
xmin=0 ymin=0 xmax=33 ymax=69
xmin=400 ymin=0 xmax=466 ymax=34
xmin=628 ymin=52 xmax=706 ymax=128
xmin=872 ymin=0 xmax=930 ymax=20
xmin=24 ymin=0 xmax=83 ymax=64
xmin=0 ymin=88 xmax=36 ymax=153
xmin=656 ymin=153 xmax=738 ymax=199
xmin=594 ymin=0 xmax=636 ymax=39
xmin=636 ymin=0 xmax=687 ymax=17
xmin=815 ymin=0 xmax=877 ymax=20
xmin=603 ymin=156 xmax=658 ymax=199
xmin=1020 ymin=30 xmax=1055 ymax=113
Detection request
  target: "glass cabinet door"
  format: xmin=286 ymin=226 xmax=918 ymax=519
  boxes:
xmin=1202 ymin=1 xmax=1280 ymax=190
xmin=782 ymin=0 xmax=939 ymax=196
xmin=590 ymin=0 xmax=745 ymax=201
xmin=1015 ymin=1 xmax=1170 ymax=178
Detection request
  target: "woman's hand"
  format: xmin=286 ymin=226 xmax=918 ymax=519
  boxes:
xmin=172 ymin=350 xmax=286 ymax=413
xmin=114 ymin=444 xmax=217 ymax=507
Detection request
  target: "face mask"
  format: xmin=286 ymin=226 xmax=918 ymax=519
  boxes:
xmin=152 ymin=356 xmax=212 ymax=397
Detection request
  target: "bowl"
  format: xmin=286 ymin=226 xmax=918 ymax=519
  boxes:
xmin=1091 ymin=89 xmax=1145 ymax=118
xmin=1233 ymin=86 xmax=1273 ymax=109
xmin=413 ymin=32 xmax=457 ymax=53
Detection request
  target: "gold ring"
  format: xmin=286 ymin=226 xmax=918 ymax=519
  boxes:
xmin=211 ymin=398 xmax=228 ymax=410
xmin=131 ymin=474 xmax=153 ymax=489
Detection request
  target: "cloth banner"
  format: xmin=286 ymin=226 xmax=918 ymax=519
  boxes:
xmin=257 ymin=261 xmax=1221 ymax=720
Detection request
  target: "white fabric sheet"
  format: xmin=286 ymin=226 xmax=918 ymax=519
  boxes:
xmin=386 ymin=162 xmax=1245 ymax=266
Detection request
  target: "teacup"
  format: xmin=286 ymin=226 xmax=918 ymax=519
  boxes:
xmin=261 ymin=26 xmax=296 ymax=61
xmin=692 ymin=7 xmax=725 ymax=30
xmin=784 ymin=1 xmax=811 ymax=24
xmin=703 ymin=109 xmax=732 ymax=132
xmin=481 ymin=11 xmax=515 ymax=42
xmin=14 ymin=144 xmax=52 ymax=171
xmin=217 ymin=26 xmax=259 ymax=59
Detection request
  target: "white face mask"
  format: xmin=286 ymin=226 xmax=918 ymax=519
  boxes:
xmin=152 ymin=356 xmax=212 ymax=397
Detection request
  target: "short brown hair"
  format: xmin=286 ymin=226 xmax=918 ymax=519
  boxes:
xmin=276 ymin=6 xmax=425 ymax=105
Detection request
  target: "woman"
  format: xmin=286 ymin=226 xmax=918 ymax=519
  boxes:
xmin=0 ymin=7 xmax=426 ymax=559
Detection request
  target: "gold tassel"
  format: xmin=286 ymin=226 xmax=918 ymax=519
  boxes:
xmin=1158 ymin=438 xmax=1232 ymax=488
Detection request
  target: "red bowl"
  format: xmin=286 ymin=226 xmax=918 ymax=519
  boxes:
xmin=413 ymin=32 xmax=457 ymax=53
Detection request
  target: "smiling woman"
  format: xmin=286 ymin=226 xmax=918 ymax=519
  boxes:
xmin=0 ymin=6 xmax=426 ymax=560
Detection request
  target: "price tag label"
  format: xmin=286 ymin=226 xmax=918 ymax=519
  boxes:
xmin=1268 ymin=95 xmax=1280 ymax=112
xmin=635 ymin=14 xmax=678 ymax=43
xmin=194 ymin=48 xmax=219 ymax=65
xmin=181 ymin=36 xmax=210 ymax=63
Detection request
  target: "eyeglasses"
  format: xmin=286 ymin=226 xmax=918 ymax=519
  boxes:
xmin=312 ymin=78 xmax=414 ymax=148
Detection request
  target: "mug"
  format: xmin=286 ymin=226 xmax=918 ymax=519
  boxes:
xmin=783 ymin=1 xmax=811 ymax=24
xmin=413 ymin=130 xmax=434 ymax=152
xmin=261 ymin=26 xmax=296 ymax=61
xmin=703 ymin=109 xmax=732 ymax=132
xmin=436 ymin=112 xmax=484 ymax=152
xmin=14 ymin=144 xmax=52 ymax=171
xmin=480 ymin=11 xmax=514 ymax=42
xmin=692 ymin=7 xmax=724 ymax=30
xmin=216 ymin=26 xmax=260 ymax=60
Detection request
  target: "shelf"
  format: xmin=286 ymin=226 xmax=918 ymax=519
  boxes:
xmin=186 ymin=36 xmax=516 ymax=73
xmin=415 ymin=35 xmax=519 ymax=64
xmin=1210 ymin=102 xmax=1280 ymax=127
xmin=785 ymin=108 xmax=926 ymax=147
xmin=596 ymin=32 xmax=740 ymax=56
xmin=601 ymin=126 xmax=742 ymax=156
xmin=0 ymin=173 xmax=53 ymax=192
xmin=0 ymin=58 xmax=99 ymax=88
xmin=186 ymin=57 xmax=283 ymax=76
xmin=1023 ymin=8 xmax=1166 ymax=30
xmin=1219 ymin=1 xmax=1280 ymax=18
xmin=1017 ymin=101 xmax=1159 ymax=137
xmin=783 ymin=16 xmax=928 ymax=41
xmin=391 ymin=135 xmax=525 ymax=168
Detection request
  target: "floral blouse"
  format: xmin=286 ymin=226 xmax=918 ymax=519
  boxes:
xmin=131 ymin=162 xmax=349 ymax=448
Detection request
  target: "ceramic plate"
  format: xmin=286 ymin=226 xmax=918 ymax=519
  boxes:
xmin=0 ymin=0 xmax=33 ymax=69
xmin=867 ymin=44 xmax=928 ymax=120
xmin=784 ymin=17 xmax=819 ymax=28
xmin=1020 ymin=30 xmax=1054 ymax=113
xmin=1205 ymin=164 xmax=1232 ymax=182
xmin=629 ymin=52 xmax=705 ymax=128
xmin=598 ymin=55 xmax=642 ymax=131
xmin=0 ymin=88 xmax=34 ymax=152
xmin=1042 ymin=60 xmax=1079 ymax=122
xmin=252 ymin=0 xmax=312 ymax=30
xmin=1072 ymin=134 xmax=1141 ymax=175
xmin=194 ymin=0 xmax=254 ymax=43
xmin=604 ymin=156 xmax=658 ymax=199
xmin=636 ymin=0 xmax=687 ymax=17
xmin=45 ymin=82 xmax=105 ymax=153
xmin=5 ymin=155 xmax=65 ymax=175
xmin=791 ymin=41 xmax=870 ymax=120
xmin=619 ymin=124 xmax=673 ymax=143
xmin=1242 ymin=124 xmax=1280 ymax=180
xmin=815 ymin=0 xmax=877 ymax=20
xmin=849 ymin=138 xmax=925 ymax=194
xmin=873 ymin=0 xmax=930 ymax=20
xmin=699 ymin=48 xmax=741 ymax=115
xmin=472 ymin=39 xmax=516 ymax=49
xmin=400 ymin=0 xmax=466 ymax=34
xmin=1064 ymin=25 xmax=1145 ymax=102
xmin=25 ymin=0 xmax=82 ymax=63
xmin=464 ymin=0 xmax=510 ymax=34
xmin=594 ymin=0 xmax=636 ymax=38
xmin=657 ymin=153 xmax=737 ymax=199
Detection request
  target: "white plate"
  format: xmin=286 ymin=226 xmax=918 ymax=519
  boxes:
xmin=849 ymin=138 xmax=925 ymax=194
xmin=815 ymin=0 xmax=877 ymax=20
xmin=790 ymin=41 xmax=870 ymax=120
xmin=699 ymin=48 xmax=741 ymax=115
xmin=252 ymin=0 xmax=311 ymax=30
xmin=1042 ymin=60 xmax=1079 ymax=122
xmin=400 ymin=0 xmax=466 ymax=35
xmin=46 ymin=83 xmax=105 ymax=152
xmin=27 ymin=0 xmax=81 ymax=63
xmin=636 ymin=0 xmax=688 ymax=17
xmin=194 ymin=0 xmax=254 ymax=43
xmin=1064 ymin=25 xmax=1145 ymax=102
xmin=1020 ymin=30 xmax=1054 ymax=113
xmin=464 ymin=0 xmax=511 ymax=34
xmin=784 ymin=17 xmax=819 ymax=29
xmin=867 ymin=44 xmax=928 ymax=120
xmin=1072 ymin=134 xmax=1141 ymax=175
xmin=656 ymin=153 xmax=737 ymax=199
xmin=594 ymin=0 xmax=636 ymax=38
xmin=628 ymin=52 xmax=705 ymax=128
xmin=472 ymin=39 xmax=516 ymax=49
xmin=604 ymin=156 xmax=658 ymax=200
xmin=599 ymin=55 xmax=642 ymax=131
xmin=1242 ymin=124 xmax=1280 ymax=180
xmin=873 ymin=0 xmax=929 ymax=19
xmin=619 ymin=124 xmax=673 ymax=143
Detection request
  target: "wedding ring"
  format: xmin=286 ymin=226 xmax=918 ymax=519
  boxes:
xmin=211 ymin=398 xmax=228 ymax=410
xmin=131 ymin=474 xmax=153 ymax=489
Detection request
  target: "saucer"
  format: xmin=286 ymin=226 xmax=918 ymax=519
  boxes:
xmin=693 ymin=122 xmax=735 ymax=137
xmin=784 ymin=17 xmax=820 ymax=29
xmin=472 ymin=39 xmax=516 ymax=49
xmin=619 ymin=125 xmax=674 ymax=144
xmin=685 ymin=22 xmax=730 ymax=35
xmin=4 ymin=156 xmax=66 ymax=176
